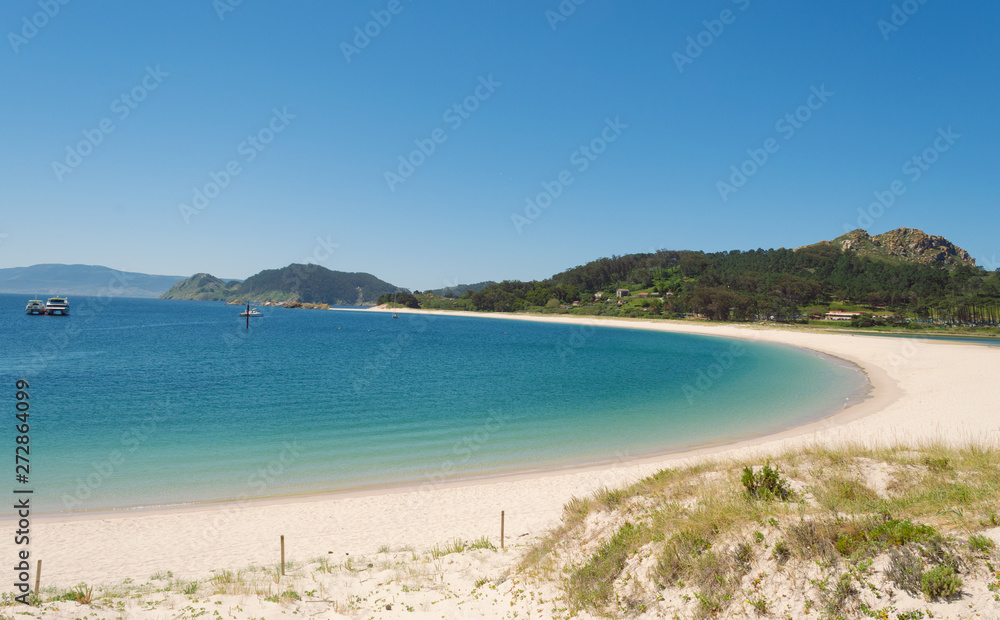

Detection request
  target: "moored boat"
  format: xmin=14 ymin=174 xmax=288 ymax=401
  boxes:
xmin=45 ymin=296 xmax=69 ymax=316
xmin=25 ymin=298 xmax=46 ymax=315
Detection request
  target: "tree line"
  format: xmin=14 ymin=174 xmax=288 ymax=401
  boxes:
xmin=464 ymin=246 xmax=1000 ymax=324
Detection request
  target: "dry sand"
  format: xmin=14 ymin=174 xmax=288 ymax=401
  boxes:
xmin=4 ymin=312 xmax=999 ymax=618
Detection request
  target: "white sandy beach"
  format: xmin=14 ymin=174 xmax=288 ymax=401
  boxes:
xmin=5 ymin=313 xmax=1000 ymax=617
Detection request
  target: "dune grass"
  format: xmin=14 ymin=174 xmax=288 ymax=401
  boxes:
xmin=519 ymin=439 xmax=1000 ymax=618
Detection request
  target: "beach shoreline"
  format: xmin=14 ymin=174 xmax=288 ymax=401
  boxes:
xmin=7 ymin=311 xmax=999 ymax=590
xmin=18 ymin=311 xmax=877 ymax=521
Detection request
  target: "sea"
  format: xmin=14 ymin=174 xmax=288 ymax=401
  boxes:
xmin=0 ymin=294 xmax=868 ymax=514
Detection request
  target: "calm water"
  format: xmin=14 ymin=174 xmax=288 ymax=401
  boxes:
xmin=0 ymin=294 xmax=866 ymax=514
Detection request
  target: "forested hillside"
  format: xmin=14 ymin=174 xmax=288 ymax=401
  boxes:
xmin=466 ymin=232 xmax=999 ymax=325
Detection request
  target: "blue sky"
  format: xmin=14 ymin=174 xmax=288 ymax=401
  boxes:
xmin=2 ymin=1 xmax=997 ymax=289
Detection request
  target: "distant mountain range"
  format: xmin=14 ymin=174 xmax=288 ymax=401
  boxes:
xmin=0 ymin=264 xmax=189 ymax=297
xmin=803 ymin=228 xmax=976 ymax=269
xmin=160 ymin=264 xmax=400 ymax=306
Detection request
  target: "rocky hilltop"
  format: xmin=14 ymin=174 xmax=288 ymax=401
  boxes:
xmin=826 ymin=228 xmax=976 ymax=269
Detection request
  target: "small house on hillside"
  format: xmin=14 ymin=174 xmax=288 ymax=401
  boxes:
xmin=616 ymin=288 xmax=630 ymax=298
xmin=594 ymin=292 xmax=604 ymax=300
xmin=635 ymin=292 xmax=650 ymax=298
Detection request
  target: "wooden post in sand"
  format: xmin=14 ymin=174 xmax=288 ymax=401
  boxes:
xmin=500 ymin=511 xmax=505 ymax=549
xmin=34 ymin=560 xmax=41 ymax=601
xmin=280 ymin=535 xmax=285 ymax=576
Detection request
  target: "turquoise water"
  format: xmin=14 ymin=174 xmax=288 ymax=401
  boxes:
xmin=0 ymin=294 xmax=866 ymax=514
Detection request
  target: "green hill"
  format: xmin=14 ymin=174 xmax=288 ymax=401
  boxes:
xmin=160 ymin=264 xmax=399 ymax=306
xmin=159 ymin=273 xmax=240 ymax=301
xmin=465 ymin=228 xmax=998 ymax=325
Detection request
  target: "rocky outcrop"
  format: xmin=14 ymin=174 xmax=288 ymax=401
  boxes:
xmin=833 ymin=228 xmax=976 ymax=269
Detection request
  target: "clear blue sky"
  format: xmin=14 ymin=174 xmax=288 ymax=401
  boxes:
xmin=2 ymin=1 xmax=998 ymax=289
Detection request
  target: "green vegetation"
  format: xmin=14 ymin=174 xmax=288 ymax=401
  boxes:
xmin=741 ymin=463 xmax=792 ymax=501
xmin=449 ymin=228 xmax=1000 ymax=328
xmin=921 ymin=565 xmax=962 ymax=599
xmin=520 ymin=441 xmax=1000 ymax=618
xmin=375 ymin=291 xmax=419 ymax=308
xmin=160 ymin=264 xmax=399 ymax=306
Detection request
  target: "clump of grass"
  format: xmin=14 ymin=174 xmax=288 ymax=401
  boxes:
xmin=741 ymin=463 xmax=791 ymax=501
xmin=969 ymin=534 xmax=995 ymax=553
xmin=430 ymin=538 xmax=467 ymax=559
xmin=594 ymin=486 xmax=627 ymax=510
xmin=922 ymin=455 xmax=952 ymax=472
xmin=816 ymin=477 xmax=880 ymax=513
xmin=771 ymin=539 xmax=791 ymax=565
xmin=747 ymin=594 xmax=768 ymax=615
xmin=210 ymin=569 xmax=236 ymax=586
xmin=921 ymin=565 xmax=962 ymax=599
xmin=54 ymin=584 xmax=93 ymax=604
xmin=468 ymin=536 xmax=496 ymax=551
xmin=834 ymin=518 xmax=940 ymax=557
xmin=690 ymin=551 xmax=739 ymax=618
xmin=567 ymin=521 xmax=643 ymax=611
xmin=655 ymin=529 xmax=713 ymax=586
xmin=886 ymin=546 xmax=924 ymax=594
xmin=734 ymin=541 xmax=754 ymax=571
xmin=564 ymin=495 xmax=593 ymax=527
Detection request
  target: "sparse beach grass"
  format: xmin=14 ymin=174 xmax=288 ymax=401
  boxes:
xmin=520 ymin=439 xmax=1000 ymax=619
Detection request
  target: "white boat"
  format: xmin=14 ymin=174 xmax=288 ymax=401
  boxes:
xmin=239 ymin=283 xmax=262 ymax=328
xmin=44 ymin=296 xmax=69 ymax=316
xmin=25 ymin=298 xmax=45 ymax=315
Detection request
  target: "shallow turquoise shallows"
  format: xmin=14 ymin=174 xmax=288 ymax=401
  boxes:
xmin=0 ymin=294 xmax=866 ymax=514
